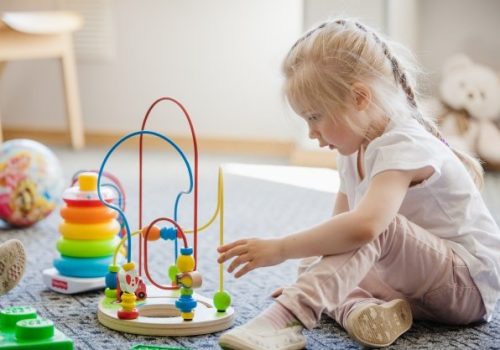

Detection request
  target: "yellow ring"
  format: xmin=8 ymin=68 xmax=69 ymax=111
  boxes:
xmin=57 ymin=237 xmax=120 ymax=258
xmin=60 ymin=205 xmax=118 ymax=224
xmin=59 ymin=220 xmax=121 ymax=240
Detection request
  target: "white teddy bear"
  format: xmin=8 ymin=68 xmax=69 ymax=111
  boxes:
xmin=437 ymin=54 xmax=500 ymax=168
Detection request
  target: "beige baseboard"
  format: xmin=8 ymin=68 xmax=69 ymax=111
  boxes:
xmin=4 ymin=128 xmax=339 ymax=169
xmin=3 ymin=127 xmax=294 ymax=157
xmin=289 ymin=147 xmax=338 ymax=169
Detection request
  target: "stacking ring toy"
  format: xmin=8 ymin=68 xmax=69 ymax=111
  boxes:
xmin=60 ymin=206 xmax=118 ymax=224
xmin=54 ymin=256 xmax=113 ymax=277
xmin=57 ymin=237 xmax=120 ymax=258
xmin=59 ymin=221 xmax=121 ymax=240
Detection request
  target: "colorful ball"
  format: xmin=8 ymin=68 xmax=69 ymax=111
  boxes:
xmin=0 ymin=139 xmax=63 ymax=227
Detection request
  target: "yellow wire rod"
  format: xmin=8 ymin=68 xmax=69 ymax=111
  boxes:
xmin=184 ymin=176 xmax=222 ymax=234
xmin=218 ymin=167 xmax=224 ymax=292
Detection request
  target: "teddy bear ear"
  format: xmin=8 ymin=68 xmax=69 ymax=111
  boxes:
xmin=443 ymin=54 xmax=472 ymax=75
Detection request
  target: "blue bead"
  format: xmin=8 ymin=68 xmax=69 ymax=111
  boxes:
xmin=180 ymin=247 xmax=193 ymax=256
xmin=105 ymin=271 xmax=117 ymax=289
xmin=175 ymin=295 xmax=197 ymax=312
xmin=160 ymin=227 xmax=177 ymax=240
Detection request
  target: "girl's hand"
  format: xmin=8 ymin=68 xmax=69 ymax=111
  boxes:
xmin=217 ymin=238 xmax=285 ymax=278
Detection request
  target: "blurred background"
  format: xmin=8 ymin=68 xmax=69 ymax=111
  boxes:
xmin=0 ymin=0 xmax=499 ymax=159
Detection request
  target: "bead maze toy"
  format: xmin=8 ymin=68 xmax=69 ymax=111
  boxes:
xmin=96 ymin=97 xmax=234 ymax=336
xmin=0 ymin=306 xmax=73 ymax=349
xmin=42 ymin=171 xmax=125 ymax=294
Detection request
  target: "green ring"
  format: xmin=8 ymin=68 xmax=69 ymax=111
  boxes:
xmin=57 ymin=237 xmax=120 ymax=258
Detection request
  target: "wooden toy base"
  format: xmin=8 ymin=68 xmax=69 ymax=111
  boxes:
xmin=97 ymin=285 xmax=235 ymax=336
xmin=42 ymin=267 xmax=105 ymax=294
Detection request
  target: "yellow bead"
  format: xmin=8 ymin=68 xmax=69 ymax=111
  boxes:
xmin=176 ymin=255 xmax=195 ymax=273
xmin=181 ymin=312 xmax=194 ymax=320
xmin=122 ymin=262 xmax=136 ymax=272
xmin=179 ymin=275 xmax=192 ymax=288
xmin=121 ymin=293 xmax=137 ymax=311
xmin=78 ymin=172 xmax=98 ymax=191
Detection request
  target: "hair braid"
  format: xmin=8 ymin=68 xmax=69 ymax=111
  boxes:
xmin=289 ymin=20 xmax=350 ymax=56
xmin=354 ymin=21 xmax=450 ymax=146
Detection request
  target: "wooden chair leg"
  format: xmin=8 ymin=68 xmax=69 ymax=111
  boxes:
xmin=60 ymin=34 xmax=84 ymax=149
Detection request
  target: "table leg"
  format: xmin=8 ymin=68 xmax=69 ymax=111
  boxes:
xmin=60 ymin=34 xmax=84 ymax=149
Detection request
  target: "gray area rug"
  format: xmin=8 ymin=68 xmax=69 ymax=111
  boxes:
xmin=1 ymin=147 xmax=500 ymax=349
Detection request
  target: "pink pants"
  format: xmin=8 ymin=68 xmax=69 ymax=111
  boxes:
xmin=276 ymin=215 xmax=486 ymax=330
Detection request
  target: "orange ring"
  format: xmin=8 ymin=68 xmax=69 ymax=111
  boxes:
xmin=60 ymin=205 xmax=118 ymax=224
xmin=59 ymin=220 xmax=121 ymax=240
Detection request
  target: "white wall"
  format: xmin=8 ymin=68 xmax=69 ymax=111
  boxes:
xmin=304 ymin=0 xmax=386 ymax=32
xmin=0 ymin=0 xmax=302 ymax=140
xmin=418 ymin=0 xmax=500 ymax=91
xmin=2 ymin=0 xmax=499 ymax=145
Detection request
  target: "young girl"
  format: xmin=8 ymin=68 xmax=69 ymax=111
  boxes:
xmin=217 ymin=19 xmax=500 ymax=349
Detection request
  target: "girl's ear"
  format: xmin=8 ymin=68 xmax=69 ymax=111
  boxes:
xmin=351 ymin=83 xmax=371 ymax=111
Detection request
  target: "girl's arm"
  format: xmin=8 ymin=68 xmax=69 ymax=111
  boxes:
xmin=281 ymin=169 xmax=412 ymax=259
xmin=333 ymin=191 xmax=349 ymax=216
xmin=218 ymin=167 xmax=430 ymax=277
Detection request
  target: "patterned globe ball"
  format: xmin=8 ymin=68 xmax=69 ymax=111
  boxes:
xmin=0 ymin=139 xmax=63 ymax=227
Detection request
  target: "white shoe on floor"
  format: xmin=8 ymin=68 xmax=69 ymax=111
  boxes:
xmin=0 ymin=239 xmax=26 ymax=295
xmin=219 ymin=324 xmax=306 ymax=350
xmin=346 ymin=299 xmax=412 ymax=348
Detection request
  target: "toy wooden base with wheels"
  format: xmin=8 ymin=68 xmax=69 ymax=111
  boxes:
xmin=98 ymin=285 xmax=233 ymax=336
xmin=96 ymin=97 xmax=234 ymax=336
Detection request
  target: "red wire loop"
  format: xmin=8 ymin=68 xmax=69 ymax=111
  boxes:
xmin=138 ymin=97 xmax=199 ymax=275
xmin=142 ymin=217 xmax=188 ymax=290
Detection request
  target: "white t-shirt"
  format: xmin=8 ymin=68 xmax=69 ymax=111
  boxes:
xmin=337 ymin=117 xmax=500 ymax=321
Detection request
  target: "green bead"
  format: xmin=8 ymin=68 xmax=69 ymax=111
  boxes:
xmin=105 ymin=288 xmax=117 ymax=299
xmin=213 ymin=291 xmax=231 ymax=312
xmin=180 ymin=287 xmax=193 ymax=296
xmin=168 ymin=264 xmax=178 ymax=282
xmin=108 ymin=264 xmax=120 ymax=272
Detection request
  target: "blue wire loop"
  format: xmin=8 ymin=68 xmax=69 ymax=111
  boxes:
xmin=96 ymin=130 xmax=193 ymax=262
xmin=101 ymin=183 xmax=123 ymax=210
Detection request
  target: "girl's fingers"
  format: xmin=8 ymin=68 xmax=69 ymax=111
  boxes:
xmin=227 ymin=254 xmax=251 ymax=273
xmin=234 ymin=262 xmax=255 ymax=278
xmin=217 ymin=244 xmax=248 ymax=264
xmin=217 ymin=239 xmax=247 ymax=253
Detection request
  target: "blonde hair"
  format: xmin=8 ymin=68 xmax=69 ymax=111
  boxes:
xmin=283 ymin=19 xmax=483 ymax=188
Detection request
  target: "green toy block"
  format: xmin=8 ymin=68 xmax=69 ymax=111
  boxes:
xmin=0 ymin=306 xmax=73 ymax=350
xmin=130 ymin=345 xmax=191 ymax=350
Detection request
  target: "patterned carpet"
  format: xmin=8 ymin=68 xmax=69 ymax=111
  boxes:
xmin=1 ymin=147 xmax=500 ymax=349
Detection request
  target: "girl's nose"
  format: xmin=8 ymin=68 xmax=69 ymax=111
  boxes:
xmin=308 ymin=129 xmax=318 ymax=139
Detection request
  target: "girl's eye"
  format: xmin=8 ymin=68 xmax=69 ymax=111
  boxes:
xmin=308 ymin=114 xmax=320 ymax=121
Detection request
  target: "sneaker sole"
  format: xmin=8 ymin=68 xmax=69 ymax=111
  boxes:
xmin=0 ymin=239 xmax=26 ymax=294
xmin=347 ymin=299 xmax=412 ymax=348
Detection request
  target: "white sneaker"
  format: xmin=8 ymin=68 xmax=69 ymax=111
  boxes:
xmin=0 ymin=239 xmax=26 ymax=295
xmin=219 ymin=324 xmax=306 ymax=350
xmin=346 ymin=299 xmax=412 ymax=348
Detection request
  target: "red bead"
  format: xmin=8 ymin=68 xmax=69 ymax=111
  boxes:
xmin=117 ymin=309 xmax=139 ymax=320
